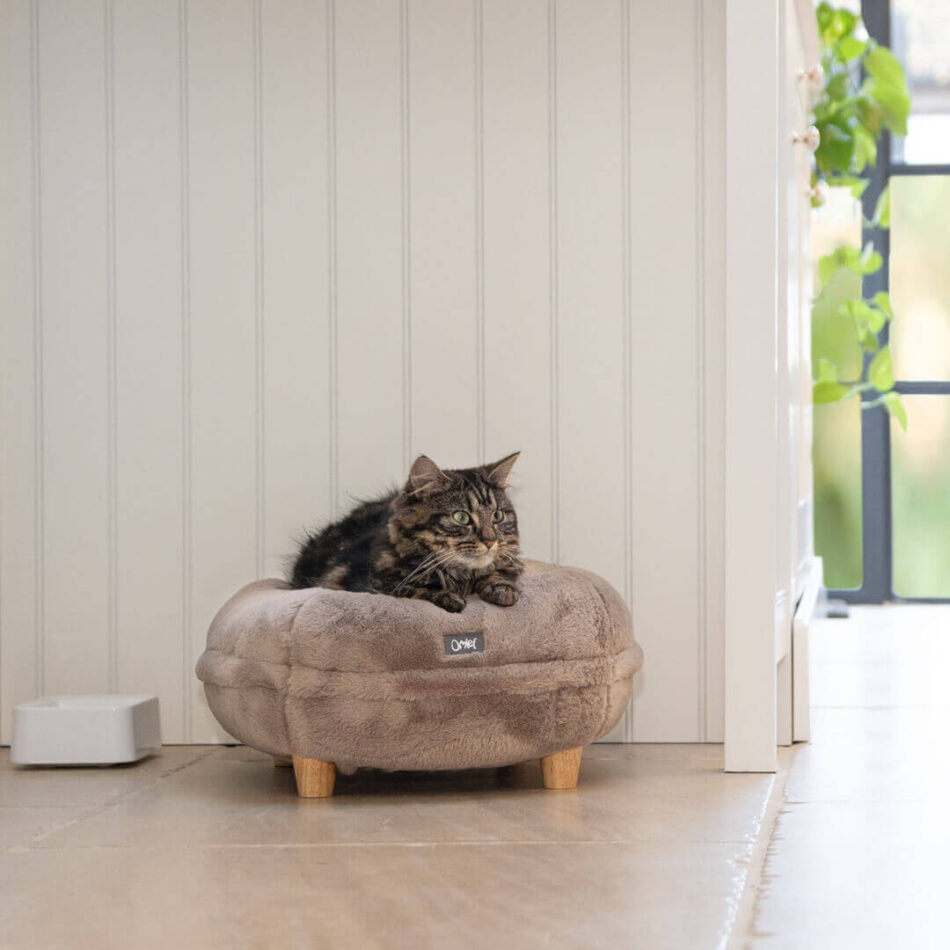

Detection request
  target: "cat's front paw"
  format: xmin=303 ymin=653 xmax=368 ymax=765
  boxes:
xmin=481 ymin=583 xmax=519 ymax=607
xmin=432 ymin=591 xmax=467 ymax=613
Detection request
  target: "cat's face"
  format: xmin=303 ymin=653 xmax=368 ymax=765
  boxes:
xmin=392 ymin=454 xmax=521 ymax=571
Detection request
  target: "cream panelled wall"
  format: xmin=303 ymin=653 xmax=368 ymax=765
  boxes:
xmin=1 ymin=0 xmax=726 ymax=744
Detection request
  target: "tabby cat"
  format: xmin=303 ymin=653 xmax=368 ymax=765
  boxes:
xmin=288 ymin=453 xmax=524 ymax=612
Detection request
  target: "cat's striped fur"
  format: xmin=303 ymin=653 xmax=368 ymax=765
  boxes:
xmin=288 ymin=453 xmax=524 ymax=612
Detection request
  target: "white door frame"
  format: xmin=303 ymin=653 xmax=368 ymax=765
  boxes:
xmin=723 ymin=0 xmax=782 ymax=773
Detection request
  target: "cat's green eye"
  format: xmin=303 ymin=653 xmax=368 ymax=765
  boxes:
xmin=492 ymin=510 xmax=504 ymax=523
xmin=452 ymin=511 xmax=471 ymax=525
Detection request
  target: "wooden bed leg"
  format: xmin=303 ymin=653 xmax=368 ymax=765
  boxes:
xmin=540 ymin=747 xmax=583 ymax=790
xmin=292 ymin=755 xmax=336 ymax=798
xmin=273 ymin=755 xmax=293 ymax=768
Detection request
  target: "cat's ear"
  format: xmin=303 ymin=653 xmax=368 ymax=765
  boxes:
xmin=409 ymin=455 xmax=448 ymax=495
xmin=483 ymin=451 xmax=520 ymax=489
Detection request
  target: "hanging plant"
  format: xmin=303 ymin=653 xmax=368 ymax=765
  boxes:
xmin=810 ymin=2 xmax=911 ymax=429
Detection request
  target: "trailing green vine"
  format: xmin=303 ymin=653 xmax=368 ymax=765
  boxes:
xmin=811 ymin=2 xmax=911 ymax=429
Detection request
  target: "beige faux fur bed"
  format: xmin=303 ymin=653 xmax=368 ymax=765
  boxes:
xmin=196 ymin=561 xmax=642 ymax=776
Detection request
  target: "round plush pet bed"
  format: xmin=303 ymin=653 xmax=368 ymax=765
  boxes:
xmin=196 ymin=561 xmax=642 ymax=797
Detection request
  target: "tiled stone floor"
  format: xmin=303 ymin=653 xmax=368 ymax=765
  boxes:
xmin=746 ymin=605 xmax=950 ymax=949
xmin=1 ymin=742 xmax=772 ymax=948
xmin=3 ymin=603 xmax=944 ymax=948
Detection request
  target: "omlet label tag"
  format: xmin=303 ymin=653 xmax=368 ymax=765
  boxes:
xmin=443 ymin=632 xmax=485 ymax=656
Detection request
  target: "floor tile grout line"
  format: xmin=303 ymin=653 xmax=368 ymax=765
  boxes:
xmin=782 ymin=797 xmax=940 ymax=805
xmin=9 ymin=837 xmax=763 ymax=854
xmin=722 ymin=755 xmax=792 ymax=950
xmin=1 ymin=804 xmax=101 ymax=856
xmin=10 ymin=748 xmax=220 ymax=852
xmin=812 ymin=704 xmax=949 ymax=709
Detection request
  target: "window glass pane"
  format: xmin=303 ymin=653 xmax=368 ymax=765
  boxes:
xmin=892 ymin=396 xmax=950 ymax=597
xmin=891 ymin=0 xmax=950 ymax=164
xmin=890 ymin=176 xmax=950 ymax=380
xmin=814 ymin=399 xmax=863 ymax=590
xmin=811 ymin=187 xmax=864 ymax=382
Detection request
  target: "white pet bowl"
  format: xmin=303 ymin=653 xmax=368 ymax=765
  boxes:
xmin=10 ymin=694 xmax=161 ymax=766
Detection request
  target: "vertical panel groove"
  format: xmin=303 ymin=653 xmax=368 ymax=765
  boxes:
xmin=620 ymin=0 xmax=633 ymax=742
xmin=327 ymin=0 xmax=339 ymax=513
xmin=104 ymin=0 xmax=119 ymax=693
xmin=178 ymin=0 xmax=192 ymax=740
xmin=253 ymin=0 xmax=265 ymax=576
xmin=694 ymin=0 xmax=707 ymax=740
xmin=30 ymin=0 xmax=46 ymax=698
xmin=474 ymin=0 xmax=485 ymax=462
xmin=400 ymin=0 xmax=412 ymax=469
xmin=547 ymin=0 xmax=559 ymax=564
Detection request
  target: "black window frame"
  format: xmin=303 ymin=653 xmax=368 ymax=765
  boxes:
xmin=829 ymin=0 xmax=950 ymax=604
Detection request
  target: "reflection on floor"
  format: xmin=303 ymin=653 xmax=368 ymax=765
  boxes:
xmin=2 ymin=604 xmax=943 ymax=948
xmin=745 ymin=603 xmax=950 ymax=949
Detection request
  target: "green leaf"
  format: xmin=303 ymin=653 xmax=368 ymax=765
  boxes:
xmin=856 ymin=93 xmax=885 ymax=136
xmin=852 ymin=125 xmax=877 ymax=172
xmin=865 ymin=307 xmax=886 ymax=334
xmin=818 ymin=252 xmax=842 ymax=288
xmin=825 ymin=174 xmax=869 ymax=198
xmin=816 ymin=2 xmax=834 ymax=36
xmin=838 ymin=35 xmax=867 ymax=62
xmin=839 ymin=298 xmax=886 ymax=335
xmin=826 ymin=72 xmax=851 ymax=100
xmin=817 ymin=358 xmax=839 ymax=382
xmin=815 ymin=121 xmax=855 ymax=175
xmin=811 ymin=262 xmax=865 ymax=380
xmin=865 ymin=47 xmax=911 ymax=137
xmin=859 ymin=327 xmax=880 ymax=352
xmin=868 ymin=346 xmax=894 ymax=392
xmin=870 ymin=184 xmax=891 ymax=229
xmin=872 ymin=291 xmax=894 ymax=320
xmin=819 ymin=246 xmax=868 ymax=286
xmin=838 ymin=298 xmax=869 ymax=321
xmin=816 ymin=3 xmax=858 ymax=48
xmin=865 ymin=46 xmax=905 ymax=88
xmin=858 ymin=242 xmax=883 ymax=274
xmin=819 ymin=244 xmax=882 ymax=288
xmin=870 ymin=79 xmax=910 ymax=136
xmin=883 ymin=391 xmax=907 ymax=431
xmin=812 ymin=12 xmax=910 ymax=197
xmin=818 ymin=248 xmax=852 ymax=287
xmin=813 ymin=380 xmax=850 ymax=404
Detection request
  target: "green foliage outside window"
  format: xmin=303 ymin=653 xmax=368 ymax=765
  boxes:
xmin=810 ymin=3 xmax=911 ymax=428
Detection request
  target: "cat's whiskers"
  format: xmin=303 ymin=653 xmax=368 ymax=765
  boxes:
xmin=390 ymin=553 xmax=440 ymax=593
xmin=391 ymin=549 xmax=458 ymax=593
xmin=495 ymin=550 xmax=522 ymax=572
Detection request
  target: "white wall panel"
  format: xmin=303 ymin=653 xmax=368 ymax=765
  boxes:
xmin=37 ymin=0 xmax=112 ymax=697
xmin=408 ymin=0 xmax=479 ymax=468
xmin=186 ymin=0 xmax=258 ymax=741
xmin=554 ymin=0 xmax=628 ymax=739
xmin=481 ymin=0 xmax=553 ymax=563
xmin=554 ymin=0 xmax=626 ymax=589
xmin=628 ymin=0 xmax=703 ymax=741
xmin=260 ymin=0 xmax=331 ymax=576
xmin=701 ymin=0 xmax=727 ymax=743
xmin=112 ymin=0 xmax=185 ymax=741
xmin=1 ymin=0 xmax=42 ymax=739
xmin=333 ymin=0 xmax=407 ymax=502
xmin=3 ymin=0 xmax=726 ymax=744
